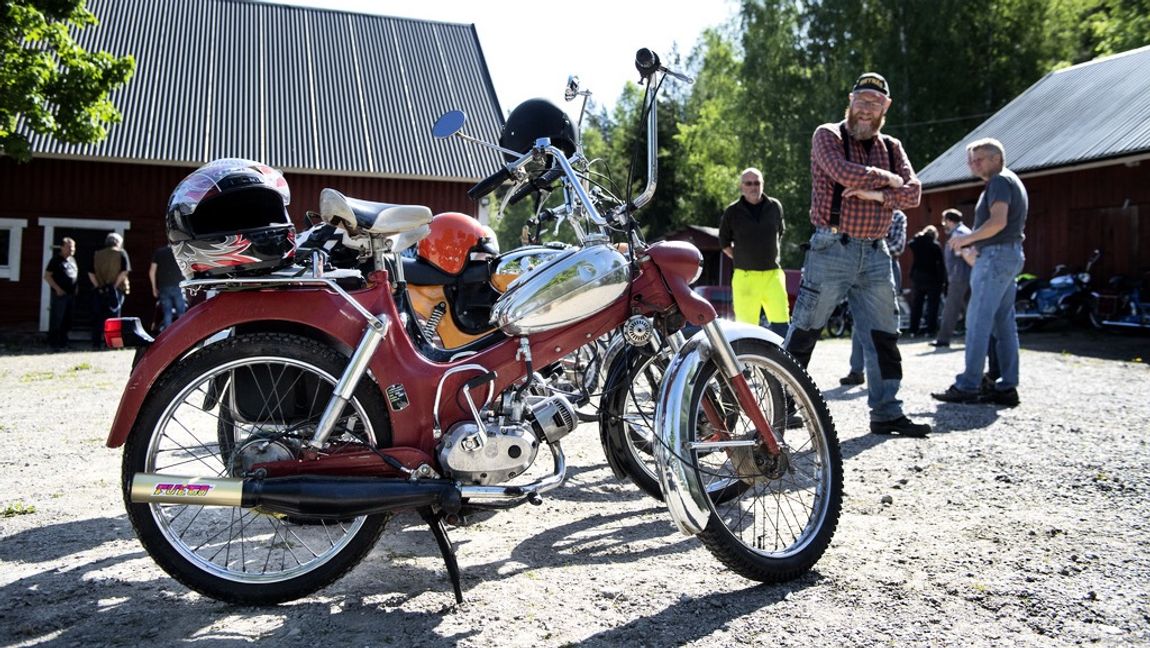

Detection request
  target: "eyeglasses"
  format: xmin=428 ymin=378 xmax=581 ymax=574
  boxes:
xmin=742 ymin=180 xmax=761 ymax=186
xmin=852 ymin=96 xmax=884 ymax=111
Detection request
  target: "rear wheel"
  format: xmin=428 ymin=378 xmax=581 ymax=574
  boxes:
xmin=123 ymin=333 xmax=393 ymax=605
xmin=567 ymin=339 xmax=605 ymax=422
xmin=600 ymin=346 xmax=669 ymax=500
xmin=686 ymin=339 xmax=842 ymax=582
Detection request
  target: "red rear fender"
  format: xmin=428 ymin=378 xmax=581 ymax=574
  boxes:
xmin=105 ymin=284 xmax=389 ymax=448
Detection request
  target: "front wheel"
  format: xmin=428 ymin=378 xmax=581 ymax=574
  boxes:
xmin=123 ymin=332 xmax=393 ymax=605
xmin=686 ymin=339 xmax=842 ymax=582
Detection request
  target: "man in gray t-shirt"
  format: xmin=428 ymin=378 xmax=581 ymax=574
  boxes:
xmin=932 ymin=137 xmax=1027 ymax=408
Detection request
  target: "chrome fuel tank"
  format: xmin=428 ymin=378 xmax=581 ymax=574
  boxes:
xmin=489 ymin=244 xmax=571 ymax=293
xmin=491 ymin=244 xmax=630 ymax=336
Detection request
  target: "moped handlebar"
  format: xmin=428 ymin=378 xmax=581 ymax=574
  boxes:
xmin=507 ymin=166 xmax=565 ymax=206
xmin=454 ymin=48 xmax=691 ymax=239
xmin=468 ymin=165 xmax=515 ymax=201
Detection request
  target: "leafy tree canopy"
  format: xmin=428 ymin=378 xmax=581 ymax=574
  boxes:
xmin=1 ymin=0 xmax=135 ymax=161
xmin=576 ymin=0 xmax=1147 ymax=268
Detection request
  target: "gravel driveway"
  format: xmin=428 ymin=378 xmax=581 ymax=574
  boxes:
xmin=1 ymin=329 xmax=1147 ymax=647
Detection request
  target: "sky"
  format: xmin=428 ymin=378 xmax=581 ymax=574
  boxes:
xmin=270 ymin=0 xmax=737 ymax=117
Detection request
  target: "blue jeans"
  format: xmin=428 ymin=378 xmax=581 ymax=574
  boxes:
xmin=956 ymin=242 xmax=1024 ymax=392
xmin=849 ymin=256 xmax=900 ymax=374
xmin=158 ymin=285 xmax=188 ymax=331
xmin=789 ymin=231 xmax=904 ymax=421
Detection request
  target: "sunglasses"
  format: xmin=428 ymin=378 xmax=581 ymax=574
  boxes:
xmin=742 ymin=180 xmax=761 ymax=186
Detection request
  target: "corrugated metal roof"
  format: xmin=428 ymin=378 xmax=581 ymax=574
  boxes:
xmin=917 ymin=46 xmax=1150 ymax=190
xmin=24 ymin=0 xmax=505 ymax=180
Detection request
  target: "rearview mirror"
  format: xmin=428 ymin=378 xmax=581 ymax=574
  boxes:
xmin=432 ymin=111 xmax=467 ymax=139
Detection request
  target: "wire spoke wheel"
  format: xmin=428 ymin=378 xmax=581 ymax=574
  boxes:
xmin=611 ymin=349 xmax=667 ymax=500
xmin=124 ymin=333 xmax=392 ymax=604
xmin=689 ymin=339 xmax=842 ymax=582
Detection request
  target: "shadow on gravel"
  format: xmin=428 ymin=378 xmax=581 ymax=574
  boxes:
xmin=0 ymin=516 xmax=135 ymax=562
xmin=543 ymin=463 xmax=652 ymax=504
xmin=839 ymin=431 xmax=895 ymax=462
xmin=1017 ymin=328 xmax=1147 ymax=362
xmin=916 ymin=403 xmax=1000 ymax=433
xmin=821 ymin=385 xmax=868 ymax=401
xmin=0 ymin=515 xmax=466 ymax=646
xmin=463 ymin=507 xmax=681 ymax=583
xmin=835 ymin=404 xmax=1001 ymax=460
xmin=577 ymin=575 xmax=823 ymax=647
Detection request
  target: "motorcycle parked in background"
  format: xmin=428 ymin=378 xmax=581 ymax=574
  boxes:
xmin=105 ymin=49 xmax=842 ymax=606
xmin=822 ymin=288 xmax=916 ymax=338
xmin=1015 ymin=250 xmax=1100 ymax=332
xmin=1090 ymin=270 xmax=1150 ymax=332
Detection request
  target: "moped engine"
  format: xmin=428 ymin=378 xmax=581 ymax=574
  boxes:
xmin=437 ymin=394 xmax=578 ymax=485
xmin=438 ymin=422 xmax=540 ymax=485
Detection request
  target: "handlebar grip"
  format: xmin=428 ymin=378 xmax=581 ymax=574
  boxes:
xmin=507 ymin=183 xmax=536 ymax=207
xmin=507 ymin=167 xmax=565 ymax=206
xmin=635 ymin=48 xmax=660 ymax=77
xmin=467 ymin=166 xmax=513 ymax=201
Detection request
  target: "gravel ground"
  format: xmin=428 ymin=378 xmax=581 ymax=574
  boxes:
xmin=0 ymin=328 xmax=1147 ymax=647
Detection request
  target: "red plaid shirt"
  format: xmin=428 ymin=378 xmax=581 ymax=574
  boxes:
xmin=809 ymin=121 xmax=921 ymax=240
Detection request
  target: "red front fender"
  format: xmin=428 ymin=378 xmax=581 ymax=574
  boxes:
xmin=105 ymin=282 xmax=390 ymax=448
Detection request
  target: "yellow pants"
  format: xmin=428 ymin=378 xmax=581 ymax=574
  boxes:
xmin=731 ymin=268 xmax=790 ymax=325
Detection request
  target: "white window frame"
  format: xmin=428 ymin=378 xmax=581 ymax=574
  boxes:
xmin=0 ymin=218 xmax=29 ymax=281
xmin=37 ymin=217 xmax=131 ymax=331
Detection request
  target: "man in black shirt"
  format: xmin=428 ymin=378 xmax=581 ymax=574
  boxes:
xmin=44 ymin=238 xmax=78 ymax=350
xmin=719 ymin=167 xmax=789 ymax=338
xmin=150 ymin=245 xmax=187 ymax=331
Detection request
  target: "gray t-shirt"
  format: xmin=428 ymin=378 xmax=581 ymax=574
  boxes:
xmin=974 ymin=167 xmax=1028 ymax=247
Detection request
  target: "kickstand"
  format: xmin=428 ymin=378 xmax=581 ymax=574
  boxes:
xmin=419 ymin=507 xmax=463 ymax=603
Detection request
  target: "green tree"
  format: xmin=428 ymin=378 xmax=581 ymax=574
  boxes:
xmin=1089 ymin=0 xmax=1150 ymax=54
xmin=1 ymin=0 xmax=135 ymax=161
xmin=582 ymin=79 xmax=692 ymax=241
xmin=581 ymin=0 xmax=1147 ymax=262
xmin=737 ymin=0 xmax=821 ymax=266
xmin=1045 ymin=0 xmax=1150 ymax=62
xmin=676 ymin=29 xmax=745 ymax=237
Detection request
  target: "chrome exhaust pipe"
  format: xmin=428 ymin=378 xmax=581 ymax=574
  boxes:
xmin=131 ymin=473 xmax=462 ymax=518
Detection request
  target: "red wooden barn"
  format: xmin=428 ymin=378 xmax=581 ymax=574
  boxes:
xmin=906 ymin=46 xmax=1150 ymax=286
xmin=0 ymin=0 xmax=505 ymax=340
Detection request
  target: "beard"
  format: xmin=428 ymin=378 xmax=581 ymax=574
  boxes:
xmin=844 ymin=106 xmax=886 ymax=140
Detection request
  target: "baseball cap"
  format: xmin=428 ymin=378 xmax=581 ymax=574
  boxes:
xmin=853 ymin=73 xmax=890 ymax=97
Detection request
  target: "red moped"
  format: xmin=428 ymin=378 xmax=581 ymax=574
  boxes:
xmin=105 ymin=49 xmax=842 ymax=605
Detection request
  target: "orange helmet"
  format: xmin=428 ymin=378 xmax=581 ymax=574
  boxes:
xmin=417 ymin=212 xmax=494 ymax=275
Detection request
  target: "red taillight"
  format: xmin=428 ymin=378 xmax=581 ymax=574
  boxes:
xmin=103 ymin=317 xmax=154 ymax=349
xmin=104 ymin=318 xmax=126 ymax=349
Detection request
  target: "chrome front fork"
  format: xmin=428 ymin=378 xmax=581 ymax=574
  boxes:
xmin=700 ymin=320 xmax=783 ymax=455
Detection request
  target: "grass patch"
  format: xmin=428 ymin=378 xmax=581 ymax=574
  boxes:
xmin=69 ymin=362 xmax=94 ymax=372
xmin=19 ymin=371 xmax=55 ymax=383
xmin=3 ymin=501 xmax=37 ymax=517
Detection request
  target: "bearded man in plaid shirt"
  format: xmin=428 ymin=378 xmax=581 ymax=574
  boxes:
xmin=785 ymin=72 xmax=931 ymax=438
